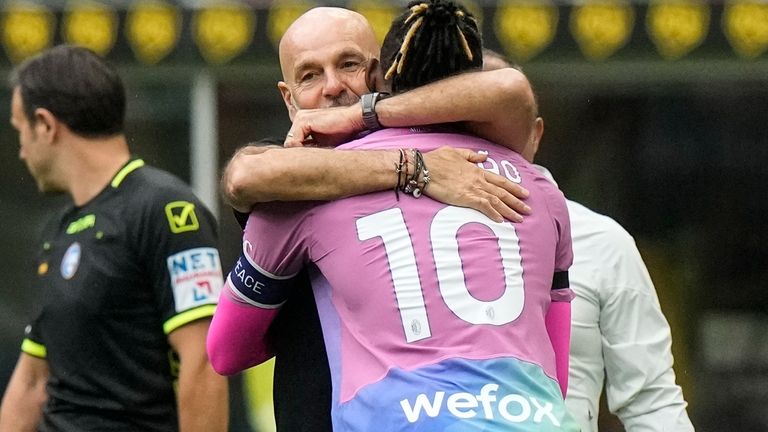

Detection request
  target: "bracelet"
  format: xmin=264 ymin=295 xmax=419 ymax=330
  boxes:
xmin=394 ymin=148 xmax=408 ymax=201
xmin=401 ymin=149 xmax=430 ymax=198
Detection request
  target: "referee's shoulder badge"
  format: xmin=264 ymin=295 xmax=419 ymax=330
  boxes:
xmin=61 ymin=242 xmax=81 ymax=280
xmin=164 ymin=201 xmax=199 ymax=234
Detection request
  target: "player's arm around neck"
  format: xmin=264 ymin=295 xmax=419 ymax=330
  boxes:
xmin=0 ymin=353 xmax=48 ymax=431
xmin=283 ymin=68 xmax=536 ymax=154
xmin=375 ymin=68 xmax=536 ymax=153
xmin=169 ymin=319 xmax=229 ymax=432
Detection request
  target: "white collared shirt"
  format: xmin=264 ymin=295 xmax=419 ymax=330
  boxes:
xmin=536 ymin=165 xmax=694 ymax=431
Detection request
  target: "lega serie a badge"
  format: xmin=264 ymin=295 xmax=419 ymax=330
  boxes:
xmin=61 ymin=242 xmax=82 ymax=280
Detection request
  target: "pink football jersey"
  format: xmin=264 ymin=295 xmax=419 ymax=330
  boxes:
xmin=241 ymin=128 xmax=578 ymax=431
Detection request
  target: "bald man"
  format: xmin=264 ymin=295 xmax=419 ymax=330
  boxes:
xmin=222 ymin=7 xmax=537 ymax=223
xmin=212 ymin=7 xmax=539 ymax=432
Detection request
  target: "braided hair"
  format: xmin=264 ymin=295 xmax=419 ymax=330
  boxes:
xmin=380 ymin=0 xmax=483 ymax=94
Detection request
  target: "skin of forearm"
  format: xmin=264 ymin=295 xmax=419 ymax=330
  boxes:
xmin=0 ymin=390 xmax=45 ymax=432
xmin=177 ymin=363 xmax=228 ymax=432
xmin=225 ymin=147 xmax=399 ymax=209
xmin=0 ymin=358 xmax=47 ymax=431
xmin=375 ymin=68 xmax=536 ymax=153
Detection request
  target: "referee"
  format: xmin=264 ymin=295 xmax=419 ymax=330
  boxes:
xmin=0 ymin=45 xmax=228 ymax=431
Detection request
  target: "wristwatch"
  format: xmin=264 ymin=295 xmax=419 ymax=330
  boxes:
xmin=361 ymin=92 xmax=385 ymax=131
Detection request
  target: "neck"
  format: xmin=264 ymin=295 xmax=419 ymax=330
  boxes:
xmin=63 ymin=134 xmax=131 ymax=206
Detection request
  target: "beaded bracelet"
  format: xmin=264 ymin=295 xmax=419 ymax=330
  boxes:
xmin=402 ymin=149 xmax=430 ymax=198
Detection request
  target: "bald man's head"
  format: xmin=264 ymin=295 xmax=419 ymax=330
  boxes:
xmin=276 ymin=7 xmax=381 ymax=119
xmin=279 ymin=8 xmax=379 ymax=80
xmin=482 ymin=49 xmax=543 ymax=162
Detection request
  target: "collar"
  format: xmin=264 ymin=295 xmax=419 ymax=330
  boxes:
xmin=110 ymin=159 xmax=145 ymax=188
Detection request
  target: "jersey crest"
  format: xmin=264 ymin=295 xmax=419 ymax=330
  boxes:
xmin=60 ymin=242 xmax=81 ymax=280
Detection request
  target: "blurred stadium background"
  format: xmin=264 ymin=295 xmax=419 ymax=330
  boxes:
xmin=0 ymin=0 xmax=766 ymax=430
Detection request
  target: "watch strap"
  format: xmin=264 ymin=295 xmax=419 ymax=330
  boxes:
xmin=361 ymin=92 xmax=383 ymax=131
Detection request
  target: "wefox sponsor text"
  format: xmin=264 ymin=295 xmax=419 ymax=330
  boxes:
xmin=399 ymin=383 xmax=561 ymax=426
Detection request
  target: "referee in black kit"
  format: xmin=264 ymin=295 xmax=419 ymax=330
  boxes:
xmin=0 ymin=45 xmax=228 ymax=431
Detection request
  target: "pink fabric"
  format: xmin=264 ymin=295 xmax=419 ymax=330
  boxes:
xmin=244 ymin=128 xmax=575 ymax=402
xmin=206 ymin=287 xmax=278 ymax=375
xmin=546 ymin=300 xmax=572 ymax=397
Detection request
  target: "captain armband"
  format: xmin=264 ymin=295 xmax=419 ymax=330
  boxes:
xmin=227 ymin=250 xmax=298 ymax=309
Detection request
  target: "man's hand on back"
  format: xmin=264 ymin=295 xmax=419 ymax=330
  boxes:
xmin=422 ymin=147 xmax=530 ymax=223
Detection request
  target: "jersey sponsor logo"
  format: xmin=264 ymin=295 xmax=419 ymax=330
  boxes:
xmin=400 ymin=383 xmax=561 ymax=426
xmin=167 ymin=247 xmax=223 ymax=312
xmin=66 ymin=214 xmax=96 ymax=234
xmin=61 ymin=242 xmax=81 ymax=280
xmin=164 ymin=201 xmax=200 ymax=233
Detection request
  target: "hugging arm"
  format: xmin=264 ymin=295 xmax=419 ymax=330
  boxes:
xmin=285 ymin=68 xmax=536 ymax=153
xmin=222 ymin=145 xmax=530 ymax=223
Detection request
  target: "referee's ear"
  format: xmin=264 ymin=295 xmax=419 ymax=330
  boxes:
xmin=33 ymin=107 xmax=59 ymax=144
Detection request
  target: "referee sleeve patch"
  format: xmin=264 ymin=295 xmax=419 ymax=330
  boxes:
xmin=167 ymin=247 xmax=223 ymax=313
xmin=227 ymin=249 xmax=297 ymax=309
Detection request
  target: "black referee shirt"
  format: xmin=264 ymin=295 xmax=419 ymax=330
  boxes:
xmin=22 ymin=159 xmax=222 ymax=431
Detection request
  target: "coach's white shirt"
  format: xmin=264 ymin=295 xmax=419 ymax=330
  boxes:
xmin=536 ymin=166 xmax=694 ymax=432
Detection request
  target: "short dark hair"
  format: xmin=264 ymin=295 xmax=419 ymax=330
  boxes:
xmin=9 ymin=44 xmax=125 ymax=138
xmin=380 ymin=0 xmax=483 ymax=94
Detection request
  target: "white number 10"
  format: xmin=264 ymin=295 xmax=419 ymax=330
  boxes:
xmin=356 ymin=207 xmax=525 ymax=343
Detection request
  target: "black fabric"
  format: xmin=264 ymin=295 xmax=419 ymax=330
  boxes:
xmin=551 ymin=270 xmax=570 ymax=290
xmin=233 ymin=209 xmax=249 ymax=230
xmin=268 ymin=269 xmax=333 ymax=432
xmin=26 ymin=161 xmax=219 ymax=432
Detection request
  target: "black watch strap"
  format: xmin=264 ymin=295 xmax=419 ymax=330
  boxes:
xmin=361 ymin=92 xmax=384 ymax=131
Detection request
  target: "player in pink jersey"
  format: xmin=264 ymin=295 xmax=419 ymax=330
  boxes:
xmin=209 ymin=1 xmax=579 ymax=429
xmin=236 ymin=127 xmax=577 ymax=431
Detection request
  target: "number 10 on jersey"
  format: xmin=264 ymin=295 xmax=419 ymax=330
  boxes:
xmin=357 ymin=207 xmax=526 ymax=343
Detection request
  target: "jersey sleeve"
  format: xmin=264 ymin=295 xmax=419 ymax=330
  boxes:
xmin=20 ymin=321 xmax=47 ymax=359
xmin=542 ymin=181 xmax=575 ymax=397
xmin=137 ymin=187 xmax=223 ymax=335
xmin=599 ymin=230 xmax=694 ymax=430
xmin=207 ymin=201 xmax=313 ymax=375
xmin=224 ymin=201 xmax=312 ymax=309
xmin=551 ymin=189 xmax=574 ymax=276
xmin=21 ymin=218 xmax=62 ymax=359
